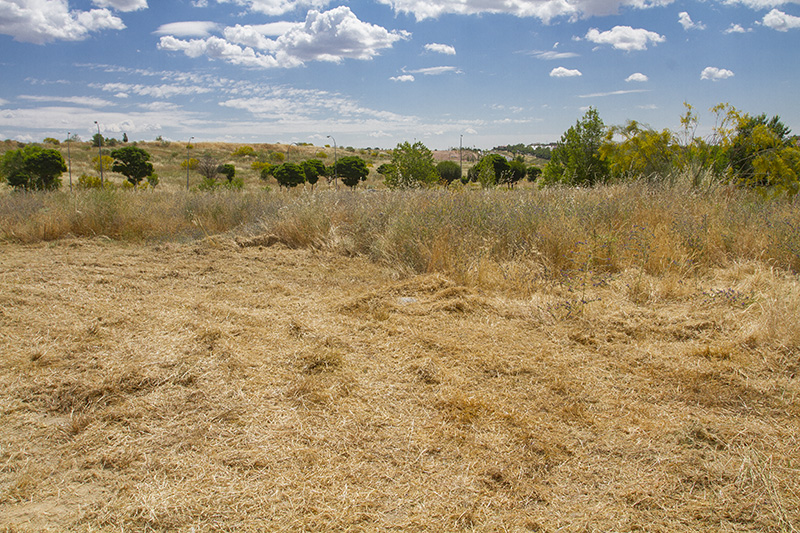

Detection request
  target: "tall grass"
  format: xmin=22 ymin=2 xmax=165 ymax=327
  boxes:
xmin=2 ymin=184 xmax=798 ymax=282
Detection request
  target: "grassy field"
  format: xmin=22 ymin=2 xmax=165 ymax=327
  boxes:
xmin=1 ymin=177 xmax=799 ymax=530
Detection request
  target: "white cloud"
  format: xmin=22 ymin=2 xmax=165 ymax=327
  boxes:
xmin=550 ymin=66 xmax=582 ymax=77
xmin=93 ymin=82 xmax=215 ymax=98
xmin=0 ymin=0 xmax=125 ymax=44
xmin=425 ymin=43 xmax=456 ymax=55
xmin=723 ymin=23 xmax=752 ymax=33
xmin=625 ymin=72 xmax=648 ymax=82
xmin=154 ymin=21 xmax=220 ymax=37
xmin=762 ymin=9 xmax=800 ymax=31
xmin=158 ymin=7 xmax=409 ymax=68
xmin=375 ymin=0 xmax=675 ymax=23
xmin=585 ymin=26 xmax=665 ymax=51
xmin=528 ymin=50 xmax=580 ymax=59
xmin=92 ymin=0 xmax=148 ymax=11
xmin=391 ymin=75 xmax=415 ymax=82
xmin=214 ymin=0 xmax=333 ymax=16
xmin=579 ymin=89 xmax=648 ymax=97
xmin=678 ymin=12 xmax=705 ymax=30
xmin=18 ymin=95 xmax=114 ymax=107
xmin=0 ymin=98 xmax=10 ymax=106
xmin=723 ymin=0 xmax=797 ymax=8
xmin=406 ymin=66 xmax=461 ymax=75
xmin=701 ymin=66 xmax=735 ymax=80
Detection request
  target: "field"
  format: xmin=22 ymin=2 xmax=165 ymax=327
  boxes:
xmin=1 ymin=177 xmax=799 ymax=530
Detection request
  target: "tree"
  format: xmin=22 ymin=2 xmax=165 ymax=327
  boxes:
xmin=384 ymin=141 xmax=438 ymax=189
xmin=542 ymin=107 xmax=610 ymax=187
xmin=196 ymin=154 xmax=220 ymax=181
xmin=110 ymin=146 xmax=154 ymax=186
xmin=217 ymin=164 xmax=236 ymax=183
xmin=336 ymin=156 xmax=369 ymax=188
xmin=471 ymin=154 xmax=511 ymax=188
xmin=436 ymin=160 xmax=461 ymax=186
xmin=273 ymin=162 xmax=305 ymax=188
xmin=599 ymin=120 xmax=681 ymax=182
xmin=506 ymin=157 xmax=527 ymax=188
xmin=526 ymin=166 xmax=542 ymax=182
xmin=302 ymin=159 xmax=325 ymax=189
xmin=0 ymin=145 xmax=65 ymax=190
xmin=728 ymin=113 xmax=793 ymax=186
xmin=122 ymin=133 xmax=128 ymax=143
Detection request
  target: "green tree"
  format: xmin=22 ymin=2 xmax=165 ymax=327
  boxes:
xmin=273 ymin=162 xmax=305 ymax=188
xmin=542 ymin=107 xmax=610 ymax=187
xmin=729 ymin=113 xmax=793 ymax=186
xmin=526 ymin=166 xmax=542 ymax=182
xmin=302 ymin=159 xmax=325 ymax=189
xmin=471 ymin=154 xmax=511 ymax=188
xmin=436 ymin=160 xmax=461 ymax=186
xmin=384 ymin=141 xmax=438 ymax=189
xmin=506 ymin=157 xmax=527 ymax=188
xmin=110 ymin=146 xmax=154 ymax=186
xmin=217 ymin=163 xmax=236 ymax=183
xmin=335 ymin=156 xmax=369 ymax=188
xmin=599 ymin=120 xmax=681 ymax=182
xmin=0 ymin=145 xmax=65 ymax=190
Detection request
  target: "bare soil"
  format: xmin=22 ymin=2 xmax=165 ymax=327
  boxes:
xmin=1 ymin=238 xmax=798 ymax=531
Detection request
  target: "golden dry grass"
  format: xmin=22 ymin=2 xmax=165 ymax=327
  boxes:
xmin=1 ymin=227 xmax=799 ymax=531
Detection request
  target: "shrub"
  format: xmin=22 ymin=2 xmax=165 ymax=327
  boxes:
xmin=231 ymin=146 xmax=256 ymax=158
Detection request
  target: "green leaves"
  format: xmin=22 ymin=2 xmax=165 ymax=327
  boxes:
xmin=0 ymin=145 xmax=66 ymax=190
xmin=110 ymin=146 xmax=154 ymax=186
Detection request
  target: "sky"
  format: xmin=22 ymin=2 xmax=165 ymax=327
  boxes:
xmin=0 ymin=0 xmax=798 ymax=150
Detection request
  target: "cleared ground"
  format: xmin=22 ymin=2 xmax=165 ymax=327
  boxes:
xmin=1 ymin=237 xmax=798 ymax=531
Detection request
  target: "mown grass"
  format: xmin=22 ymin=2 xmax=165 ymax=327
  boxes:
xmin=3 ymin=183 xmax=798 ymax=284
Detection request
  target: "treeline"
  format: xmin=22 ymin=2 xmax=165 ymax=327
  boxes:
xmin=542 ymin=103 xmax=799 ymax=196
xmin=493 ymin=143 xmax=552 ymax=160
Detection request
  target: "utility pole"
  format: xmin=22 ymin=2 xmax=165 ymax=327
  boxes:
xmin=67 ymin=131 xmax=72 ymax=192
xmin=94 ymin=121 xmax=104 ymax=186
xmin=327 ymin=135 xmax=338 ymax=189
xmin=186 ymin=136 xmax=194 ymax=191
xmin=459 ymin=134 xmax=463 ymax=181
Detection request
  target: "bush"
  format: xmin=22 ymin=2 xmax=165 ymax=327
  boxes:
xmin=231 ymin=146 xmax=256 ymax=158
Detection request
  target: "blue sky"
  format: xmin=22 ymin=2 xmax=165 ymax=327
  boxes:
xmin=0 ymin=0 xmax=798 ymax=149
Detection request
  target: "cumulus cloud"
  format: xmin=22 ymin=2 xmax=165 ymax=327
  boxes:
xmin=762 ymin=9 xmax=800 ymax=31
xmin=375 ymin=0 xmax=674 ymax=23
xmin=678 ymin=12 xmax=705 ymax=30
xmin=425 ymin=43 xmax=456 ymax=55
xmin=585 ymin=26 xmax=665 ymax=51
xmin=701 ymin=67 xmax=734 ymax=81
xmin=92 ymin=0 xmax=148 ymax=11
xmin=390 ymin=74 xmax=415 ymax=82
xmin=154 ymin=21 xmax=220 ymax=37
xmin=625 ymin=72 xmax=648 ymax=82
xmin=723 ymin=23 xmax=752 ymax=33
xmin=550 ymin=66 xmax=582 ymax=77
xmin=158 ymin=7 xmax=409 ymax=68
xmin=0 ymin=0 xmax=125 ymax=44
xmin=214 ymin=0 xmax=333 ymax=16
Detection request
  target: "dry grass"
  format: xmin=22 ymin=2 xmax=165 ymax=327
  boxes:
xmin=1 ymin=184 xmax=799 ymax=531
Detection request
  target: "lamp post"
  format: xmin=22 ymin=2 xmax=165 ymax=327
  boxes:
xmin=94 ymin=121 xmax=103 ymax=186
xmin=459 ymin=134 xmax=463 ymax=181
xmin=186 ymin=136 xmax=194 ymax=191
xmin=327 ymin=135 xmax=338 ymax=189
xmin=67 ymin=131 xmax=72 ymax=192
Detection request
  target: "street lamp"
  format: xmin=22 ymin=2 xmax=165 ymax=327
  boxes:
xmin=94 ymin=121 xmax=103 ymax=186
xmin=186 ymin=136 xmax=194 ymax=191
xmin=67 ymin=131 xmax=72 ymax=192
xmin=327 ymin=135 xmax=338 ymax=189
xmin=459 ymin=134 xmax=463 ymax=181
